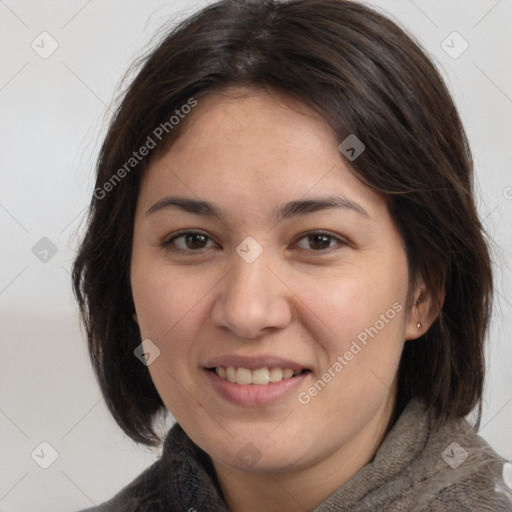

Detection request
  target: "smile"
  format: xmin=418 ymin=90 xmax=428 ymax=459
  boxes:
xmin=213 ymin=366 xmax=308 ymax=385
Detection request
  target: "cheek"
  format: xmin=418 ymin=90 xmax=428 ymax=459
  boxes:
xmin=131 ymin=263 xmax=211 ymax=418
xmin=130 ymin=258 xmax=224 ymax=399
xmin=296 ymin=263 xmax=407 ymax=401
xmin=301 ymin=266 xmax=407 ymax=345
xmin=132 ymin=260 xmax=210 ymax=340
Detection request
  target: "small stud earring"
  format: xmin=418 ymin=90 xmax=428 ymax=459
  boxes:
xmin=417 ymin=322 xmax=421 ymax=328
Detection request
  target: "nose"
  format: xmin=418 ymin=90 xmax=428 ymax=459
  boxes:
xmin=210 ymin=251 xmax=292 ymax=339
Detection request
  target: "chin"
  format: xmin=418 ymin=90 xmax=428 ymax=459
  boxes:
xmin=221 ymin=448 xmax=302 ymax=473
xmin=206 ymin=428 xmax=306 ymax=471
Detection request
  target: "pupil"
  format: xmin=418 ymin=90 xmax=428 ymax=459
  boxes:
xmin=310 ymin=234 xmax=329 ymax=250
xmin=186 ymin=233 xmax=206 ymax=249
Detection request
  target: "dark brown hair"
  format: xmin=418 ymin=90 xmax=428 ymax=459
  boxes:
xmin=72 ymin=0 xmax=493 ymax=446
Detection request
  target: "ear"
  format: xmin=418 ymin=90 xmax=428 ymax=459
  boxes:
xmin=133 ymin=312 xmax=139 ymax=324
xmin=404 ymin=280 xmax=445 ymax=340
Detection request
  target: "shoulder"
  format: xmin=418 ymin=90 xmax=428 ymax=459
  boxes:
xmin=417 ymin=479 xmax=512 ymax=512
xmin=410 ymin=462 xmax=512 ymax=511
xmin=408 ymin=412 xmax=512 ymax=511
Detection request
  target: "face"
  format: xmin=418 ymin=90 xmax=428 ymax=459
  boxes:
xmin=131 ymin=88 xmax=419 ymax=476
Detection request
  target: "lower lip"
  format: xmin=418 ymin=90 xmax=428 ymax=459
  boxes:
xmin=204 ymin=369 xmax=310 ymax=407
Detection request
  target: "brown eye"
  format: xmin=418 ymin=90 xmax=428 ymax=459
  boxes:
xmin=184 ymin=233 xmax=208 ymax=249
xmin=308 ymin=234 xmax=331 ymax=250
xmin=295 ymin=231 xmax=344 ymax=251
xmin=162 ymin=231 xmax=216 ymax=251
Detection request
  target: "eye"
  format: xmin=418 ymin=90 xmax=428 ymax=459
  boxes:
xmin=162 ymin=231 xmax=217 ymax=252
xmin=294 ymin=231 xmax=345 ymax=251
xmin=161 ymin=230 xmax=347 ymax=254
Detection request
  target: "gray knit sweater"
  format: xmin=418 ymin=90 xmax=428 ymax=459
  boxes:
xmin=79 ymin=399 xmax=512 ymax=511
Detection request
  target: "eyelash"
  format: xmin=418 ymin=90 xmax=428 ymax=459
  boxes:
xmin=160 ymin=230 xmax=347 ymax=254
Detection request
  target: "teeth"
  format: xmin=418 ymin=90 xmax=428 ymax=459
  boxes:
xmin=269 ymin=367 xmax=283 ymax=382
xmin=235 ymin=368 xmax=252 ymax=385
xmin=252 ymin=368 xmax=270 ymax=385
xmin=226 ymin=367 xmax=236 ymax=382
xmin=283 ymin=368 xmax=294 ymax=379
xmin=215 ymin=366 xmax=301 ymax=385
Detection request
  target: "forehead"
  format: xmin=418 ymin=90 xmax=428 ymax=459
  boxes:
xmin=138 ymin=88 xmax=384 ymax=220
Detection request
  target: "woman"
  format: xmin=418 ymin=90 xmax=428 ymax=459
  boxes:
xmin=72 ymin=0 xmax=512 ymax=510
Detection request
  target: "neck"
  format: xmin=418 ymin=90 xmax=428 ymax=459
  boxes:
xmin=213 ymin=393 xmax=397 ymax=512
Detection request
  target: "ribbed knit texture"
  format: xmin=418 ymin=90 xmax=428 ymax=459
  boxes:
xmin=78 ymin=399 xmax=512 ymax=511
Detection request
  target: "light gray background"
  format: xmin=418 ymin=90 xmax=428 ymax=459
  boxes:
xmin=1 ymin=1 xmax=511 ymax=510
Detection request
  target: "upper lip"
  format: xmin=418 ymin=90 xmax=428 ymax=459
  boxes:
xmin=204 ymin=354 xmax=310 ymax=372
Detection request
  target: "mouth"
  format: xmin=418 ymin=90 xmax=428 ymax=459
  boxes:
xmin=203 ymin=356 xmax=312 ymax=406
xmin=207 ymin=366 xmax=311 ymax=385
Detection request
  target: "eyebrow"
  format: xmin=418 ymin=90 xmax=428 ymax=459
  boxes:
xmin=145 ymin=195 xmax=369 ymax=221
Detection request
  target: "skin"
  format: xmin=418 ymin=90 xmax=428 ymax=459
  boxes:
xmin=131 ymin=88 xmax=434 ymax=512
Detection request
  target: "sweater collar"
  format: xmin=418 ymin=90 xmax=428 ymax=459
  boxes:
xmin=158 ymin=399 xmax=505 ymax=511
xmin=158 ymin=399 xmax=429 ymax=510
